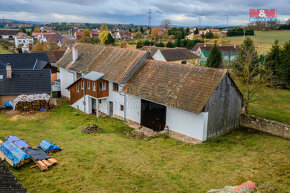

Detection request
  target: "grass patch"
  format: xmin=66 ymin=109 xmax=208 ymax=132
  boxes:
xmin=248 ymin=88 xmax=290 ymax=124
xmin=0 ymin=45 xmax=13 ymax=54
xmin=0 ymin=102 xmax=288 ymax=192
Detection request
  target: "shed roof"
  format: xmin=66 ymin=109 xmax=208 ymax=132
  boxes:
xmin=66 ymin=71 xmax=105 ymax=89
xmin=0 ymin=69 xmax=51 ymax=96
xmin=0 ymin=30 xmax=20 ymax=36
xmin=122 ymin=60 xmax=228 ymax=114
xmin=0 ymin=53 xmax=50 ymax=70
xmin=55 ymin=43 xmax=147 ymax=83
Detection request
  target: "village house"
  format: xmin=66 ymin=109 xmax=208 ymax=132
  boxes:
xmin=152 ymin=47 xmax=200 ymax=65
xmin=14 ymin=32 xmax=34 ymax=52
xmin=0 ymin=53 xmax=57 ymax=85
xmin=55 ymin=43 xmax=242 ymax=142
xmin=0 ymin=30 xmax=20 ymax=41
xmin=112 ymin=30 xmax=133 ymax=41
xmin=40 ymin=26 xmax=54 ymax=32
xmin=206 ymin=28 xmax=221 ymax=34
xmin=39 ymin=33 xmax=63 ymax=47
xmin=0 ymin=54 xmax=53 ymax=106
xmin=185 ymin=33 xmax=196 ymax=40
xmin=191 ymin=43 xmax=240 ymax=66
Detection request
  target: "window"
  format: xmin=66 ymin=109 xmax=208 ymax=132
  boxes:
xmin=92 ymin=82 xmax=96 ymax=91
xmin=113 ymin=83 xmax=119 ymax=92
xmin=120 ymin=105 xmax=124 ymax=111
xmin=0 ymin=75 xmax=3 ymax=80
xmin=98 ymin=99 xmax=101 ymax=104
xmin=81 ymin=81 xmax=84 ymax=89
xmin=99 ymin=82 xmax=106 ymax=91
xmin=87 ymin=80 xmax=90 ymax=89
xmin=76 ymin=85 xmax=79 ymax=92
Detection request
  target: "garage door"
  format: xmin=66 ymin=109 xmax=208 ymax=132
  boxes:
xmin=141 ymin=99 xmax=166 ymax=132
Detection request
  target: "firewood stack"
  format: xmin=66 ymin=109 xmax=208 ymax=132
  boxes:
xmin=15 ymin=100 xmax=50 ymax=111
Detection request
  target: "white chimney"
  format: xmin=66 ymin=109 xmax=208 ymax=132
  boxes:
xmin=72 ymin=45 xmax=78 ymax=62
xmin=6 ymin=65 xmax=12 ymax=79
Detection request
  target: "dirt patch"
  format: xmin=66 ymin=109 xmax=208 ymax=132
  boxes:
xmin=81 ymin=124 xmax=101 ymax=134
xmin=9 ymin=111 xmax=48 ymax=121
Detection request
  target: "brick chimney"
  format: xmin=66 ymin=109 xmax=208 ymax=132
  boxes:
xmin=6 ymin=65 xmax=12 ymax=79
xmin=72 ymin=45 xmax=78 ymax=62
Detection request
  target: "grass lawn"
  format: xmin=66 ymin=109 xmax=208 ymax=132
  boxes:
xmin=0 ymin=102 xmax=289 ymax=193
xmin=248 ymin=88 xmax=290 ymax=124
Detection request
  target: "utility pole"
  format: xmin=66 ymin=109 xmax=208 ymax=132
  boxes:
xmin=148 ymin=9 xmax=152 ymax=27
xmin=226 ymin=15 xmax=229 ymax=27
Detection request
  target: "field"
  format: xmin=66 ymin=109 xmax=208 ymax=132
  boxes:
xmin=249 ymin=88 xmax=290 ymax=124
xmin=225 ymin=30 xmax=290 ymax=54
xmin=0 ymin=102 xmax=289 ymax=193
xmin=0 ymin=45 xmax=13 ymax=54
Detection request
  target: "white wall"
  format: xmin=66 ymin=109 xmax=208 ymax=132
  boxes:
xmin=152 ymin=50 xmax=167 ymax=61
xmin=166 ymin=107 xmax=208 ymax=141
xmin=59 ymin=67 xmax=76 ymax=98
xmin=107 ymin=81 xmax=125 ymax=118
xmin=126 ymin=94 xmax=141 ymax=123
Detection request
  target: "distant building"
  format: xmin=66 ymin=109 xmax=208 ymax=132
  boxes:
xmin=185 ymin=33 xmax=196 ymax=40
xmin=14 ymin=32 xmax=34 ymax=52
xmin=191 ymin=43 xmax=240 ymax=66
xmin=40 ymin=26 xmax=54 ymax=32
xmin=112 ymin=30 xmax=133 ymax=41
xmin=0 ymin=30 xmax=20 ymax=41
xmin=152 ymin=47 xmax=199 ymax=65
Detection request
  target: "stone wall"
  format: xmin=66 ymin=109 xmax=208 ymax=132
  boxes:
xmin=241 ymin=114 xmax=290 ymax=139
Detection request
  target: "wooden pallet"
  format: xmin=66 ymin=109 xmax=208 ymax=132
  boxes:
xmin=33 ymin=158 xmax=58 ymax=171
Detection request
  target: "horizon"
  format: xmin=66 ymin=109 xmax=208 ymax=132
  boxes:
xmin=0 ymin=0 xmax=289 ymax=26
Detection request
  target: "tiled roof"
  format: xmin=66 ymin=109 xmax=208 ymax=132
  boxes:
xmin=0 ymin=69 xmax=51 ymax=95
xmin=0 ymin=53 xmax=50 ymax=69
xmin=55 ymin=43 xmax=147 ymax=83
xmin=32 ymin=32 xmax=55 ymax=36
xmin=191 ymin=43 xmax=240 ymax=53
xmin=158 ymin=48 xmax=199 ymax=61
xmin=122 ymin=60 xmax=228 ymax=113
xmin=0 ymin=30 xmax=20 ymax=36
xmin=45 ymin=51 xmax=65 ymax=63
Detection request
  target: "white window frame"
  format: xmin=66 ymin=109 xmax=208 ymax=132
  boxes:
xmin=81 ymin=80 xmax=84 ymax=90
xmin=99 ymin=82 xmax=106 ymax=91
xmin=92 ymin=82 xmax=96 ymax=91
xmin=76 ymin=85 xmax=79 ymax=92
xmin=87 ymin=80 xmax=90 ymax=89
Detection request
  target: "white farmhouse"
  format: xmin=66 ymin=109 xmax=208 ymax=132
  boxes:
xmin=14 ymin=32 xmax=33 ymax=52
xmin=55 ymin=43 xmax=242 ymax=142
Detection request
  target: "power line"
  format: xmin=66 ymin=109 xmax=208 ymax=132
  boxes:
xmin=148 ymin=9 xmax=152 ymax=27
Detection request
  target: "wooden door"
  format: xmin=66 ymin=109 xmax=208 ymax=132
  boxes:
xmin=141 ymin=99 xmax=166 ymax=132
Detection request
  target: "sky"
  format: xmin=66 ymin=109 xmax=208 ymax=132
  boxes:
xmin=0 ymin=0 xmax=289 ymax=26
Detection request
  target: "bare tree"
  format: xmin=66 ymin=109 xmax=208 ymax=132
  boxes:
xmin=161 ymin=19 xmax=171 ymax=29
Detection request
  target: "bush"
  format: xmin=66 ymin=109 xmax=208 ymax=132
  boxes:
xmin=227 ymin=28 xmax=254 ymax=37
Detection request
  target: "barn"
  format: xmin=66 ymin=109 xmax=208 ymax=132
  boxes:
xmin=122 ymin=60 xmax=243 ymax=140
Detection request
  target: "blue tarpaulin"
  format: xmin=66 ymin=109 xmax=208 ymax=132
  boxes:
xmin=0 ymin=141 xmax=31 ymax=167
xmin=38 ymin=140 xmax=62 ymax=153
xmin=6 ymin=135 xmax=31 ymax=150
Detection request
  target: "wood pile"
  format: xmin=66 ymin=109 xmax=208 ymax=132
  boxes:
xmin=15 ymin=100 xmax=49 ymax=111
xmin=81 ymin=124 xmax=101 ymax=134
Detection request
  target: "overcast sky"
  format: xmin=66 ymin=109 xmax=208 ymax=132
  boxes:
xmin=0 ymin=0 xmax=289 ymax=26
